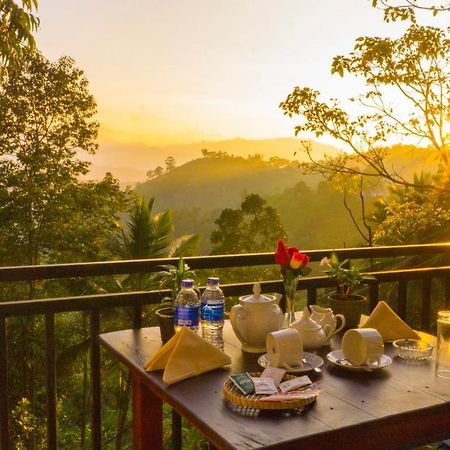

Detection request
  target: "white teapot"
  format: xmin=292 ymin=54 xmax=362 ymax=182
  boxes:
xmin=291 ymin=307 xmax=332 ymax=351
xmin=309 ymin=305 xmax=346 ymax=344
xmin=230 ymin=283 xmax=283 ymax=353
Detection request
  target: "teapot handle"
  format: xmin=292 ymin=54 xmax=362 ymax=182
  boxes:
xmin=334 ymin=314 xmax=346 ymax=335
xmin=230 ymin=305 xmax=248 ymax=344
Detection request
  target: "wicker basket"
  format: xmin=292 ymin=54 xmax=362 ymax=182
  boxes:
xmin=223 ymin=372 xmax=317 ymax=410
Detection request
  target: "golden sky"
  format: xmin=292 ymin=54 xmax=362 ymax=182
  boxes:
xmin=36 ymin=0 xmax=445 ymax=148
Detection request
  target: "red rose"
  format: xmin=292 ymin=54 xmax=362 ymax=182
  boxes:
xmin=287 ymin=246 xmax=299 ymax=258
xmin=290 ymin=251 xmax=310 ymax=269
xmin=275 ymin=240 xmax=290 ymax=265
xmin=301 ymin=253 xmax=310 ymax=266
xmin=290 ymin=251 xmax=304 ymax=269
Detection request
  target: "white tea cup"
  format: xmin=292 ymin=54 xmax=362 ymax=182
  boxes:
xmin=266 ymin=328 xmax=303 ymax=371
xmin=342 ymin=328 xmax=384 ymax=367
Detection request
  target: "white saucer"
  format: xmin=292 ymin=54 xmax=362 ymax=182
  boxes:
xmin=257 ymin=351 xmax=324 ymax=373
xmin=327 ymin=350 xmax=392 ymax=372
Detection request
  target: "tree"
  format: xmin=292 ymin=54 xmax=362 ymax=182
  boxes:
xmin=107 ymin=196 xmax=201 ymax=290
xmin=372 ymin=0 xmax=450 ymax=22
xmin=371 ymin=171 xmax=450 ymax=244
xmin=165 ymin=156 xmax=176 ymax=172
xmin=280 ymin=25 xmax=450 ymax=192
xmin=0 ymin=51 xmax=131 ymax=448
xmin=0 ymin=1 xmax=39 ymax=76
xmin=153 ymin=166 xmax=164 ymax=177
xmin=210 ymin=193 xmax=285 ymax=254
xmin=0 ymin=51 xmax=128 ymax=267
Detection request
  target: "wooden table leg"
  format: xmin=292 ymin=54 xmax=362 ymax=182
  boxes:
xmin=172 ymin=409 xmax=182 ymax=450
xmin=132 ymin=371 xmax=163 ymax=450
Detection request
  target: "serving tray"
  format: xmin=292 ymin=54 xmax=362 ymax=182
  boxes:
xmin=223 ymin=372 xmax=317 ymax=410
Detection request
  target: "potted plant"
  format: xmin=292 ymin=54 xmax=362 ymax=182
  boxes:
xmin=155 ymin=257 xmax=197 ymax=343
xmin=320 ymin=252 xmax=374 ymax=329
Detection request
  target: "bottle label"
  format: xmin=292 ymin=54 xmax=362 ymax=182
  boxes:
xmin=201 ymin=302 xmax=224 ymax=322
xmin=175 ymin=306 xmax=199 ymax=326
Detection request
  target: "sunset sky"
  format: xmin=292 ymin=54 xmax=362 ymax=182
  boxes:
xmin=36 ymin=1 xmax=444 ymax=149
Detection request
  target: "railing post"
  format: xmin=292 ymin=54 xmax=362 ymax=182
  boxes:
xmin=445 ymin=277 xmax=450 ymax=309
xmin=90 ymin=310 xmax=101 ymax=450
xmin=45 ymin=313 xmax=57 ymax=450
xmin=172 ymin=409 xmax=182 ymax=450
xmin=0 ymin=316 xmax=9 ymax=450
xmin=133 ymin=304 xmax=142 ymax=329
xmin=421 ymin=279 xmax=432 ymax=331
xmin=307 ymin=289 xmax=317 ymax=307
xmin=369 ymin=283 xmax=379 ymax=311
xmin=397 ymin=280 xmax=407 ymax=321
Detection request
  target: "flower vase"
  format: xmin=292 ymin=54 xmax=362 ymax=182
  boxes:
xmin=283 ymin=276 xmax=298 ymax=328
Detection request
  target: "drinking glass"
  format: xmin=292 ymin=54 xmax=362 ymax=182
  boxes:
xmin=435 ymin=310 xmax=450 ymax=379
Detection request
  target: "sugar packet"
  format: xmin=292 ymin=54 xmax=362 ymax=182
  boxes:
xmin=279 ymin=375 xmax=312 ymax=393
xmin=250 ymin=376 xmax=278 ymax=395
xmin=260 ymin=366 xmax=286 ymax=387
xmin=228 ymin=373 xmax=255 ymax=395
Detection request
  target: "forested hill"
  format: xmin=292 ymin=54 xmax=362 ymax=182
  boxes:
xmin=135 ymin=154 xmax=321 ymax=212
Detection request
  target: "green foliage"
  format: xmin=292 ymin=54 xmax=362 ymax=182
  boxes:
xmin=321 ymin=252 xmax=374 ymax=298
xmin=211 ymin=193 xmax=285 ymax=254
xmin=371 ymin=0 xmax=449 ymax=23
xmin=0 ymin=51 xmax=128 ymax=267
xmin=0 ymin=0 xmax=39 ymax=77
xmin=156 ymin=257 xmax=198 ymax=306
xmin=106 ymin=196 xmax=201 ymax=291
xmin=281 ymin=24 xmax=450 ymax=190
xmin=374 ymin=184 xmax=450 ymax=245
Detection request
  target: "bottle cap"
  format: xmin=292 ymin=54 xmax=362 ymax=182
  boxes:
xmin=207 ymin=277 xmax=220 ymax=286
xmin=181 ymin=279 xmax=194 ymax=288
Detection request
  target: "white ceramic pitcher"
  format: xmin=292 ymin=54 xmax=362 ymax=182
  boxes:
xmin=310 ymin=304 xmax=346 ymax=344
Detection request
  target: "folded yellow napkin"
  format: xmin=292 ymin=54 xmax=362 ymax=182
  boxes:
xmin=361 ymin=300 xmax=421 ymax=342
xmin=145 ymin=327 xmax=231 ymax=385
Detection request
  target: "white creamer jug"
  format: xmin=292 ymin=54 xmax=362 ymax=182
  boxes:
xmin=291 ymin=306 xmax=332 ymax=350
xmin=310 ymin=304 xmax=346 ymax=344
xmin=230 ymin=283 xmax=283 ymax=353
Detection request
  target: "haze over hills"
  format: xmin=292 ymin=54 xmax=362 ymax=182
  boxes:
xmin=135 ymin=155 xmax=322 ymax=212
xmin=133 ymin=145 xmax=439 ymax=253
xmin=82 ymin=137 xmax=341 ymax=185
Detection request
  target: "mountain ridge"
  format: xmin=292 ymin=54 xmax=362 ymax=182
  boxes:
xmin=82 ymin=137 xmax=341 ymax=185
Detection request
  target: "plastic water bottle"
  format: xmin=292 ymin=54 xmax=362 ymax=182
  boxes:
xmin=201 ymin=277 xmax=225 ymax=348
xmin=175 ymin=279 xmax=199 ymax=333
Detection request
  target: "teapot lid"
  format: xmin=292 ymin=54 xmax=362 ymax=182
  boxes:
xmin=241 ymin=282 xmax=274 ymax=302
xmin=294 ymin=306 xmax=321 ymax=329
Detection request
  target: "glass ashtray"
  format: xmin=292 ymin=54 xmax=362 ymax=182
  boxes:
xmin=393 ymin=339 xmax=433 ymax=361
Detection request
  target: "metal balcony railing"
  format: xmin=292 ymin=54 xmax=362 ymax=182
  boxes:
xmin=1 ymin=243 xmax=450 ymax=449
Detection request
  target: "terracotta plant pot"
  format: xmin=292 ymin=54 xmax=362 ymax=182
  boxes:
xmin=155 ymin=306 xmax=175 ymax=344
xmin=328 ymin=294 xmax=367 ymax=330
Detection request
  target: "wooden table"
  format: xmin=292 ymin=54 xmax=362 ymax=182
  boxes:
xmin=99 ymin=323 xmax=450 ymax=450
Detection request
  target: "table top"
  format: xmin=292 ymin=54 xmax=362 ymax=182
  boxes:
xmin=99 ymin=323 xmax=450 ymax=450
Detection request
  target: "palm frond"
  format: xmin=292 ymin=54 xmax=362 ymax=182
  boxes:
xmin=168 ymin=233 xmax=202 ymax=257
xmin=149 ymin=210 xmax=174 ymax=257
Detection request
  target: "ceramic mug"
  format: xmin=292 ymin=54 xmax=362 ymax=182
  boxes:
xmin=266 ymin=328 xmax=303 ymax=370
xmin=342 ymin=328 xmax=384 ymax=367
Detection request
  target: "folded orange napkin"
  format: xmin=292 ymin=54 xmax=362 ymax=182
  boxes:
xmin=145 ymin=327 xmax=231 ymax=385
xmin=361 ymin=300 xmax=421 ymax=342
